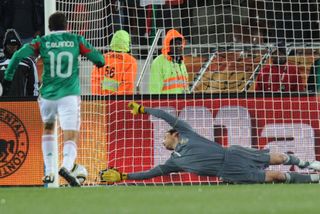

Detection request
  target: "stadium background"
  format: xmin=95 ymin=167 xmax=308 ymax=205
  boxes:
xmin=1 ymin=0 xmax=320 ymax=187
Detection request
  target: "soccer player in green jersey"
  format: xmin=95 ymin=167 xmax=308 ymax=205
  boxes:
xmin=2 ymin=12 xmax=105 ymax=186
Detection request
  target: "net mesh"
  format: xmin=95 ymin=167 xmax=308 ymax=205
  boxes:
xmin=52 ymin=0 xmax=320 ymax=186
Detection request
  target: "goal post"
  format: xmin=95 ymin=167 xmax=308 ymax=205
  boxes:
xmin=44 ymin=0 xmax=56 ymax=35
xmin=48 ymin=0 xmax=320 ymax=186
xmin=44 ymin=0 xmax=58 ymax=188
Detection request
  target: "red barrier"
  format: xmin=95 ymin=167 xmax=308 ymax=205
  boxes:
xmin=1 ymin=96 xmax=319 ymax=185
xmin=0 ymin=102 xmax=43 ymax=186
xmin=107 ymin=96 xmax=320 ymax=184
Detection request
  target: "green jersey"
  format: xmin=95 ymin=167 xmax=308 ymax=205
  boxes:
xmin=5 ymin=31 xmax=105 ymax=100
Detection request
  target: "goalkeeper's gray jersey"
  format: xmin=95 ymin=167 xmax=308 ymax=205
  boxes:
xmin=128 ymin=108 xmax=226 ymax=179
xmin=128 ymin=108 xmax=270 ymax=183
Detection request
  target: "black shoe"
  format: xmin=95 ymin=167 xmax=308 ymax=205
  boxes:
xmin=42 ymin=174 xmax=55 ymax=183
xmin=59 ymin=167 xmax=81 ymax=187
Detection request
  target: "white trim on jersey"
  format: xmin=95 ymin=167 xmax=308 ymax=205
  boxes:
xmin=0 ymin=58 xmax=30 ymax=68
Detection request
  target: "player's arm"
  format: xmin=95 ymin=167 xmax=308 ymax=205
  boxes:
xmin=100 ymin=160 xmax=180 ymax=182
xmin=1 ymin=44 xmax=36 ymax=95
xmin=127 ymin=163 xmax=178 ymax=180
xmin=128 ymin=102 xmax=193 ymax=135
xmin=90 ymin=59 xmax=104 ymax=95
xmin=4 ymin=44 xmax=35 ymax=81
xmin=79 ymin=36 xmax=105 ymax=68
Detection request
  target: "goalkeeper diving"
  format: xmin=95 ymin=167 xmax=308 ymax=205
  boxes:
xmin=100 ymin=102 xmax=320 ymax=184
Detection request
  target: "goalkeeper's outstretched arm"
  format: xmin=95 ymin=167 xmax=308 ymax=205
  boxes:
xmin=127 ymin=156 xmax=181 ymax=180
xmin=100 ymin=162 xmax=180 ymax=182
xmin=127 ymin=163 xmax=180 ymax=180
xmin=144 ymin=107 xmax=193 ymax=134
xmin=128 ymin=102 xmax=193 ymax=136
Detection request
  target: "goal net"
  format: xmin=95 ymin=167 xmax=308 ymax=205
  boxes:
xmin=53 ymin=0 xmax=320 ymax=186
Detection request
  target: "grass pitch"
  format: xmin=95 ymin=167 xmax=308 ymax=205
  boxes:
xmin=0 ymin=184 xmax=319 ymax=214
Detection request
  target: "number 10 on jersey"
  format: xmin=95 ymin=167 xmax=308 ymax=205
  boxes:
xmin=48 ymin=51 xmax=74 ymax=78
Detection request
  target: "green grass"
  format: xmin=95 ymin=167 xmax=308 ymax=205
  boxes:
xmin=0 ymin=184 xmax=319 ymax=214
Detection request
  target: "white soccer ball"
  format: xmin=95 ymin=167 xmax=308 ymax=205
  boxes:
xmin=71 ymin=164 xmax=88 ymax=184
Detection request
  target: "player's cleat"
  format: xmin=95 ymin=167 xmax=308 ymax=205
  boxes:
xmin=308 ymin=161 xmax=320 ymax=171
xmin=298 ymin=161 xmax=310 ymax=169
xmin=59 ymin=167 xmax=81 ymax=187
xmin=42 ymin=173 xmax=55 ymax=183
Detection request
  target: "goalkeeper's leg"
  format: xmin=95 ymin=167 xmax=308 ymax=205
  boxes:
xmin=265 ymin=171 xmax=320 ymax=183
xmin=270 ymin=152 xmax=320 ymax=171
xmin=269 ymin=153 xmax=310 ymax=168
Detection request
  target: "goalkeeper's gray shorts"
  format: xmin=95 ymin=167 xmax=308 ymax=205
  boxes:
xmin=220 ymin=145 xmax=270 ymax=184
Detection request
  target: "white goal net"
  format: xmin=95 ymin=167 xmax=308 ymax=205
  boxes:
xmin=54 ymin=0 xmax=320 ymax=186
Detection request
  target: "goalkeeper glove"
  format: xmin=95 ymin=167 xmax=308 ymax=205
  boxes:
xmin=128 ymin=102 xmax=145 ymax=115
xmin=99 ymin=168 xmax=128 ymax=182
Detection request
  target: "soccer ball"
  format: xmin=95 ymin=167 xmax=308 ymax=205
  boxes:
xmin=71 ymin=163 xmax=88 ymax=184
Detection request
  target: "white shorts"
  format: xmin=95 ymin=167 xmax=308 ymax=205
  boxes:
xmin=38 ymin=95 xmax=81 ymax=131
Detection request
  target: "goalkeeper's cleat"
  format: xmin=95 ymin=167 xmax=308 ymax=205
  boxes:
xmin=59 ymin=167 xmax=81 ymax=187
xmin=42 ymin=173 xmax=55 ymax=183
xmin=298 ymin=161 xmax=310 ymax=169
xmin=308 ymin=161 xmax=320 ymax=171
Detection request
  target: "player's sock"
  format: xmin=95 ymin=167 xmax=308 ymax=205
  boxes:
xmin=62 ymin=140 xmax=77 ymax=171
xmin=42 ymin=135 xmax=56 ymax=175
xmin=285 ymin=172 xmax=318 ymax=183
xmin=283 ymin=154 xmax=309 ymax=168
xmin=310 ymin=174 xmax=320 ymax=182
